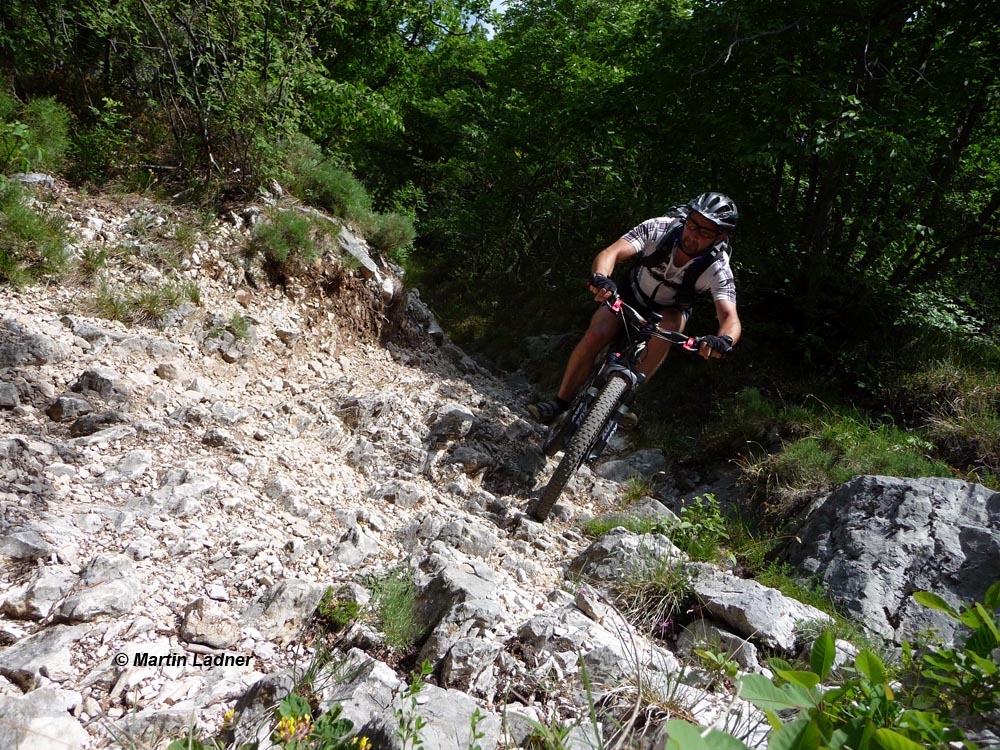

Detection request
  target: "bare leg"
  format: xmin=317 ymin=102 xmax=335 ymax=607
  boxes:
xmin=556 ymin=306 xmax=623 ymax=401
xmin=636 ymin=308 xmax=687 ymax=382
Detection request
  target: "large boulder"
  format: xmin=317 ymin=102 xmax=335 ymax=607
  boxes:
xmin=785 ymin=475 xmax=1000 ymax=644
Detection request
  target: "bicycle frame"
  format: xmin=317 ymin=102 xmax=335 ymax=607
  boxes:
xmin=542 ymin=294 xmax=701 ymax=461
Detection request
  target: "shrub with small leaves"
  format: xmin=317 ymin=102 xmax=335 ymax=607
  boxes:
xmin=670 ymin=494 xmax=729 ymax=563
xmin=316 ymin=588 xmax=361 ymax=633
xmin=249 ymin=208 xmax=323 ymax=278
xmin=0 ymin=179 xmax=71 ymax=286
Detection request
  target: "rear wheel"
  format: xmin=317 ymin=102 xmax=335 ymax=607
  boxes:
xmin=530 ymin=375 xmax=629 ymax=522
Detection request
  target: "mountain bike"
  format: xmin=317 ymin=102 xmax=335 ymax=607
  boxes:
xmin=528 ymin=293 xmax=704 ymax=522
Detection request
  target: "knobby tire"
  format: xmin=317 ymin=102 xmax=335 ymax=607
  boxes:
xmin=531 ymin=375 xmax=629 ymax=522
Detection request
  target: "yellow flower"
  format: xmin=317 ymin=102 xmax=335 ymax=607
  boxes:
xmin=275 ymin=714 xmax=312 ymax=745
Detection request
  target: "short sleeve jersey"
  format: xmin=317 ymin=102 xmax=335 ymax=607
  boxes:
xmin=621 ymin=217 xmax=737 ymax=308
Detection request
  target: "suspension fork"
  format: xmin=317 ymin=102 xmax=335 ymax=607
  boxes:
xmin=586 ymin=365 xmax=646 ymax=462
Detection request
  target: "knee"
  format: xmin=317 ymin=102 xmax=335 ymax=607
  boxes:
xmin=579 ymin=326 xmax=612 ymax=353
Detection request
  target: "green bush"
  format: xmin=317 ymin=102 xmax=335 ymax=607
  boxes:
xmin=249 ymin=208 xmax=322 ymax=273
xmin=315 ymin=588 xmax=361 ymax=634
xmin=0 ymin=180 xmax=71 ymax=286
xmin=906 ymin=582 xmax=1000 ymax=720
xmin=364 ymin=211 xmax=415 ymax=262
xmin=281 ymin=135 xmax=373 ymax=222
xmin=612 ymin=553 xmax=693 ymax=638
xmin=71 ymin=97 xmax=136 ymax=183
xmin=666 ymin=583 xmax=1000 ymax=749
xmin=670 ymin=494 xmax=729 ymax=563
xmin=279 ymin=134 xmax=417 ymax=262
xmin=580 ymin=513 xmax=671 ymax=539
xmin=0 ymin=91 xmax=71 ymax=173
xmin=580 ymin=493 xmax=729 ymax=563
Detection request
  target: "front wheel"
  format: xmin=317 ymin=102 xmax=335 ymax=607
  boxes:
xmin=529 ymin=375 xmax=629 ymax=522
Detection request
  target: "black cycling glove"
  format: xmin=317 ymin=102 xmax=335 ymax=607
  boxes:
xmin=702 ymin=334 xmax=734 ymax=355
xmin=589 ymin=273 xmax=617 ymax=294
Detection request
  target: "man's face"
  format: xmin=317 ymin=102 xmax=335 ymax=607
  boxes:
xmin=680 ymin=212 xmax=723 ymax=256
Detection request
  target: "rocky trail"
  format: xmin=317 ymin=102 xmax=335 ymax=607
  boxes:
xmin=2 ymin=180 xmax=998 ymax=750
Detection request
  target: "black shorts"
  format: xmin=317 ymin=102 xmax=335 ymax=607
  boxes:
xmin=619 ymin=276 xmax=692 ymax=325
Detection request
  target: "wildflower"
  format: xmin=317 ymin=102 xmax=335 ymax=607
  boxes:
xmin=274 ymin=713 xmax=312 ymax=745
xmin=221 ymin=708 xmax=236 ymax=729
xmin=352 ymin=736 xmax=372 ymax=750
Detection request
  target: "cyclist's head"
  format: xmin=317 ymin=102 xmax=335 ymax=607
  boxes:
xmin=687 ymin=192 xmax=738 ymax=234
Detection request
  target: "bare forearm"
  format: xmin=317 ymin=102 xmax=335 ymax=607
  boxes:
xmin=592 ymin=239 xmax=636 ymax=277
xmin=715 ymin=301 xmax=741 ymax=345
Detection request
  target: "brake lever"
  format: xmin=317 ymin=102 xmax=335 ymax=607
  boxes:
xmin=681 ymin=336 xmax=702 ymax=353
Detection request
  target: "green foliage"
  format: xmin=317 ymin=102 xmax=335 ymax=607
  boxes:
xmin=281 ymin=136 xmax=373 ymax=221
xmin=701 ymin=388 xmax=813 ymax=459
xmin=363 ymin=211 xmax=416 ymax=263
xmin=613 ymin=554 xmax=693 ymax=638
xmin=272 ymin=694 xmax=358 ymax=750
xmin=694 ymin=586 xmax=1000 ymax=750
xmin=754 ymin=563 xmax=837 ymax=619
xmin=739 ymin=408 xmax=955 ymax=513
xmin=580 ymin=513 xmax=671 ymax=539
xmin=467 ymin=707 xmax=486 ymax=750
xmin=369 ymin=568 xmax=422 ymax=654
xmin=227 ymin=312 xmax=253 ymax=342
xmin=249 ymin=209 xmax=323 ymax=275
xmin=94 ymin=280 xmax=199 ymax=325
xmin=789 ymin=416 xmax=953 ymax=485
xmin=895 ymin=288 xmax=991 ymax=341
xmin=0 ymin=92 xmax=71 ymax=173
xmin=693 ymin=645 xmax=741 ymax=690
xmin=0 ymin=180 xmax=70 ymax=286
xmin=315 ymin=588 xmax=361 ymax=634
xmin=77 ymin=246 xmax=109 ymax=280
xmin=166 ymin=731 xmax=226 ymax=750
xmin=580 ymin=493 xmax=729 ymax=563
xmin=892 ymin=360 xmax=1000 ymax=485
xmin=71 ymin=98 xmax=137 ymax=183
xmin=671 ymin=495 xmax=730 ymax=564
xmin=395 ymin=661 xmax=432 ymax=750
xmin=621 ymin=476 xmax=656 ymax=505
xmin=736 ymin=634 xmax=965 ymax=750
xmin=906 ymin=581 xmax=1000 ymax=719
xmin=280 ymin=135 xmax=416 ymax=262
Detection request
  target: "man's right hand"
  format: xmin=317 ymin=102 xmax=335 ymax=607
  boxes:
xmin=588 ymin=273 xmax=617 ymax=302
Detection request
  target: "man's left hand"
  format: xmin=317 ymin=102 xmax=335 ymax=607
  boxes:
xmin=700 ymin=334 xmax=733 ymax=359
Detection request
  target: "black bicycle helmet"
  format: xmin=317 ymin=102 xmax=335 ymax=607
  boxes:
xmin=688 ymin=192 xmax=738 ymax=232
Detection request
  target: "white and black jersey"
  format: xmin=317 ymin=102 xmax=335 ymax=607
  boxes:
xmin=621 ymin=217 xmax=737 ymax=309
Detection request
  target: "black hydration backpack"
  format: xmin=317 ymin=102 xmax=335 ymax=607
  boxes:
xmin=635 ymin=205 xmax=728 ymax=308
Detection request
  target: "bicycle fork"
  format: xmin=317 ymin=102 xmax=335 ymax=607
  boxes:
xmin=586 ymin=367 xmax=645 ymax=463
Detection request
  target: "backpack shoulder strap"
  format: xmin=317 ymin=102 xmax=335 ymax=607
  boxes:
xmin=640 ymin=207 xmax=688 ymax=269
xmin=673 ymin=246 xmax=722 ymax=306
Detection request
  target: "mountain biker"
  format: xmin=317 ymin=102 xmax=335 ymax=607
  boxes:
xmin=527 ymin=192 xmax=742 ymax=426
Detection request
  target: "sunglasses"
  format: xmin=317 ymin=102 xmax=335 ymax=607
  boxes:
xmin=685 ymin=216 xmax=722 ymax=239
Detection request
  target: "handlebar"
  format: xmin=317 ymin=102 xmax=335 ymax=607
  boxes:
xmin=605 ymin=293 xmax=703 ymax=354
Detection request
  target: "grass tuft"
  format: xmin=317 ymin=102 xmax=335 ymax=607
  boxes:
xmin=0 ymin=180 xmax=71 ymax=286
xmin=369 ymin=568 xmax=422 ymax=654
